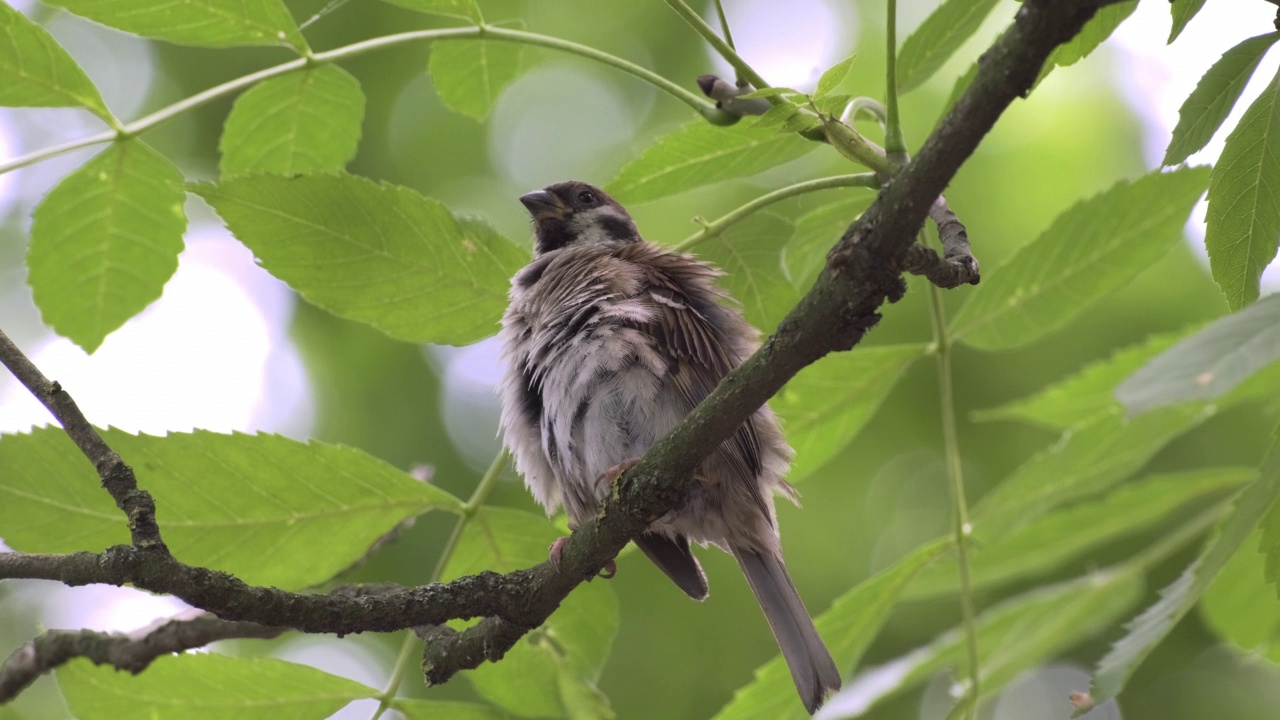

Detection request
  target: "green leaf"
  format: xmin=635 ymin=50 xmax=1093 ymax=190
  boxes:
xmin=1265 ymin=490 xmax=1280 ymax=592
xmin=1205 ymin=66 xmax=1280 ymax=310
xmin=219 ymin=65 xmax=365 ymax=177
xmin=1116 ymin=294 xmax=1280 ymax=414
xmin=57 ymin=654 xmax=375 ymax=720
xmin=28 ymin=139 xmax=187 ymax=353
xmin=193 ymin=173 xmax=527 ymax=346
xmin=607 ymin=121 xmax=815 ymax=204
xmin=1169 ymin=0 xmax=1208 ymax=44
xmin=1089 ymin=430 xmax=1280 ymax=703
xmin=777 ymin=110 xmax=820 ymax=136
xmin=1201 ymin=527 xmax=1280 ymax=662
xmin=781 ymin=196 xmax=872 ymax=288
xmin=713 ymin=538 xmax=951 ymax=720
xmin=815 ymin=55 xmax=855 ymax=98
xmin=935 ymin=59 xmax=979 ymax=129
xmin=46 ymin=0 xmax=307 ymax=51
xmin=443 ymin=507 xmax=556 ymax=579
xmin=381 ymin=0 xmax=482 ymax=23
xmin=908 ymin=468 xmax=1256 ymax=600
xmin=975 ymin=328 xmax=1190 ymax=429
xmin=972 ymin=405 xmax=1212 ymax=541
xmin=896 ymin=0 xmax=1002 ymax=93
xmin=429 ymin=31 xmax=524 ymax=120
xmin=697 ymin=212 xmax=797 ymax=333
xmin=0 ymin=3 xmax=110 ymax=120
xmin=1038 ymin=0 xmax=1137 ymax=81
xmin=813 ymin=93 xmax=852 ymax=118
xmin=1164 ymin=32 xmax=1280 ymax=166
xmin=0 ymin=427 xmax=463 ymax=589
xmin=826 ymin=569 xmax=1144 ymax=717
xmin=557 ymin=668 xmax=616 ymax=720
xmin=445 ymin=508 xmax=619 ymax=718
xmin=950 ymin=167 xmax=1210 ymax=350
xmin=749 ymin=102 xmax=802 ymax=131
xmin=393 ymin=700 xmax=507 ymax=720
xmin=774 ymin=345 xmax=927 ymax=482
xmin=979 ymin=320 xmax=1280 ymax=430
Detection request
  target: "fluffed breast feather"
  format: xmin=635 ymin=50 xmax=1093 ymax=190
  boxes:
xmin=498 ymin=239 xmax=795 ymax=539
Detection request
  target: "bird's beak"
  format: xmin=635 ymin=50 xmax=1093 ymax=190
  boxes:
xmin=519 ymin=190 xmax=568 ymax=220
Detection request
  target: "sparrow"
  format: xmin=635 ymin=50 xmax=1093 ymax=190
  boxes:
xmin=498 ymin=181 xmax=840 ymax=713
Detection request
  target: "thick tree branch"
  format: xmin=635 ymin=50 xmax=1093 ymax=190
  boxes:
xmin=0 ymin=330 xmax=164 ymax=552
xmin=0 ymin=549 xmax=554 ymax=635
xmin=0 ymin=0 xmax=1115 ymax=695
xmin=0 ymin=611 xmax=283 ymax=702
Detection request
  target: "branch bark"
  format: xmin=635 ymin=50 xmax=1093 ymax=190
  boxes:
xmin=0 ymin=612 xmax=283 ymax=702
xmin=0 ymin=0 xmax=1116 ymax=697
xmin=0 ymin=330 xmax=164 ymax=552
xmin=902 ymin=197 xmax=979 ymax=289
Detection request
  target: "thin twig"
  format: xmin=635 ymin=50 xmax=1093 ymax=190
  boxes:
xmin=0 ymin=26 xmax=733 ymax=178
xmin=885 ymin=0 xmax=908 ymax=162
xmin=928 ymin=281 xmax=981 ymax=720
xmin=676 ymin=174 xmax=879 ymax=251
xmin=711 ymin=0 xmax=745 ymax=87
xmin=902 ymin=197 xmax=980 ymax=288
xmin=0 ymin=612 xmax=282 ymax=702
xmin=0 ymin=330 xmax=164 ymax=551
xmin=665 ymin=0 xmax=771 ymax=92
xmin=695 ymin=74 xmax=772 ymax=117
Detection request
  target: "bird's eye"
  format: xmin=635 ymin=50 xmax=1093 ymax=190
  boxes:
xmin=576 ymin=190 xmax=597 ymax=205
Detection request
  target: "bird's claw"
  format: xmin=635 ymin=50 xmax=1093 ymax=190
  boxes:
xmin=596 ymin=458 xmax=641 ymax=494
xmin=548 ymin=537 xmax=618 ymax=580
xmin=548 ymin=536 xmax=569 ymax=569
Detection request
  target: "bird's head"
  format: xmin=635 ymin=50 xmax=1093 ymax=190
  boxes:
xmin=519 ymin=181 xmax=638 ymax=255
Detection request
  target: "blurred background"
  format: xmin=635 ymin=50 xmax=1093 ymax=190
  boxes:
xmin=2 ymin=0 xmax=1280 ymax=718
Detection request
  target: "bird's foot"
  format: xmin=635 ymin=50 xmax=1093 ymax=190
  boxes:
xmin=548 ymin=536 xmax=570 ymax=569
xmin=548 ymin=532 xmax=617 ymax=579
xmin=595 ymin=458 xmax=641 ymax=495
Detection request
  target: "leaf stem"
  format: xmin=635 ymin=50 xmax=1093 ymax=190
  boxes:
xmin=675 ymin=174 xmax=879 ymax=251
xmin=664 ymin=0 xmax=771 ymax=91
xmin=927 ymin=281 xmax=979 ymax=720
xmin=711 ymin=0 xmax=744 ymax=86
xmin=884 ymin=0 xmax=907 ymax=161
xmin=371 ymin=634 xmax=420 ymax=720
xmin=0 ymin=27 xmax=721 ymax=178
xmin=478 ymin=26 xmax=713 ymax=116
xmin=368 ymin=450 xmax=510 ymax=720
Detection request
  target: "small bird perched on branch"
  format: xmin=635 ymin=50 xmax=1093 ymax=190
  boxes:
xmin=498 ymin=180 xmax=840 ymax=713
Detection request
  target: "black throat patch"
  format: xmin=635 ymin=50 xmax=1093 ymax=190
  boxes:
xmin=534 ymin=218 xmax=575 ymax=254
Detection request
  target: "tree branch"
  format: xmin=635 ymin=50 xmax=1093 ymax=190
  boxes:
xmin=902 ymin=197 xmax=980 ymax=288
xmin=0 ymin=549 xmax=552 ymax=635
xmin=0 ymin=330 xmax=164 ymax=552
xmin=0 ymin=0 xmax=1115 ymax=696
xmin=0 ymin=612 xmax=283 ymax=702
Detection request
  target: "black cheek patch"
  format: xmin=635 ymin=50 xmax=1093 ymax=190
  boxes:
xmin=535 ymin=219 xmax=575 ymax=254
xmin=599 ymin=215 xmax=636 ymax=242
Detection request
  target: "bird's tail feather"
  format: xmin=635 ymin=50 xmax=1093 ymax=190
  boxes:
xmin=734 ymin=548 xmax=841 ymax=714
